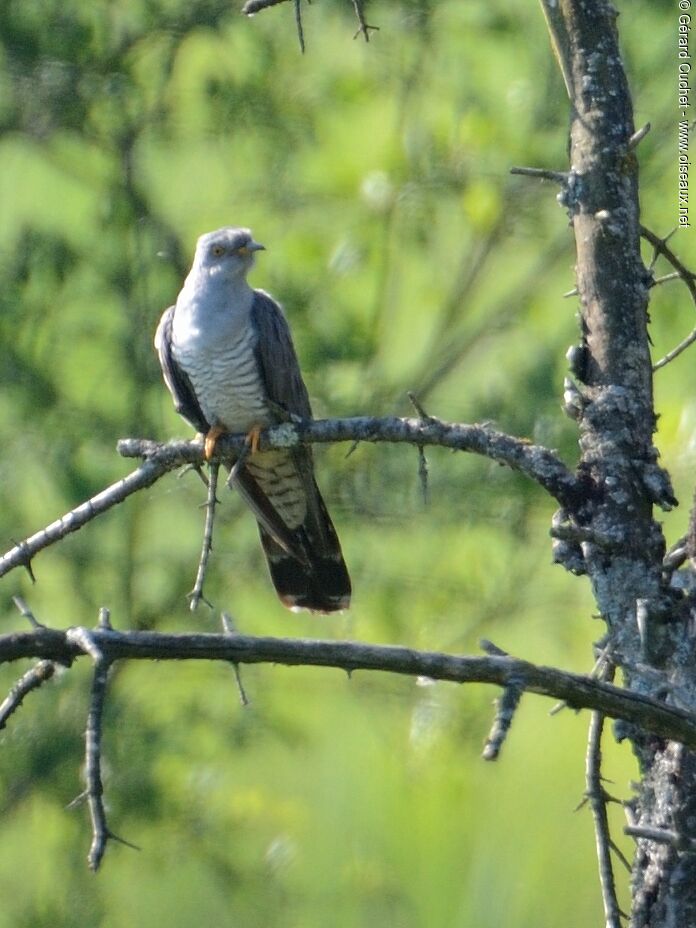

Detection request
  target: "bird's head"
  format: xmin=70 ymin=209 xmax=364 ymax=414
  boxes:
xmin=193 ymin=227 xmax=266 ymax=281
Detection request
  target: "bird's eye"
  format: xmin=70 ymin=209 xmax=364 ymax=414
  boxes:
xmin=211 ymin=244 xmax=225 ymax=257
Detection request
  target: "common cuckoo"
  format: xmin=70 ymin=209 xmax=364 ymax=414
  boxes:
xmin=155 ymin=227 xmax=351 ymax=613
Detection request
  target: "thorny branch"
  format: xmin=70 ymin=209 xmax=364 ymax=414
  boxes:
xmin=0 ymin=415 xmax=579 ymax=581
xmin=84 ymin=652 xmax=112 ymax=870
xmin=584 ymin=665 xmax=624 ymax=928
xmin=3 ymin=626 xmax=696 ymax=748
xmin=188 ymin=462 xmax=219 ymax=612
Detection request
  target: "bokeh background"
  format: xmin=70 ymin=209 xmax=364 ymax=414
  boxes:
xmin=0 ymin=0 xmax=692 ymax=924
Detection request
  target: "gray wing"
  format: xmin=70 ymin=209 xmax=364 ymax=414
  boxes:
xmin=250 ymin=289 xmax=312 ymax=421
xmin=232 ymin=290 xmax=335 ymax=555
xmin=154 ymin=305 xmax=209 ymax=433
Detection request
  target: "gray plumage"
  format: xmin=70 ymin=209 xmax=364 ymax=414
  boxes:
xmin=155 ymin=227 xmax=351 ymax=613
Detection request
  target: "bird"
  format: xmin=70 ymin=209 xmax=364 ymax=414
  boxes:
xmin=154 ymin=226 xmax=351 ymax=613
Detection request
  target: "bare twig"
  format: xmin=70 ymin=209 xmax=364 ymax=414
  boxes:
xmin=482 ymin=681 xmax=523 ymax=761
xmin=651 ymin=272 xmax=681 ymax=287
xmin=653 ymin=325 xmax=696 ymax=371
xmin=85 ymin=655 xmax=111 ymax=870
xmin=0 ymin=661 xmax=56 ymax=730
xmin=188 ymin=463 xmax=219 ymax=612
xmin=293 ymin=0 xmax=305 ymax=53
xmin=225 ymin=437 xmax=252 ymax=487
xmin=585 ymin=664 xmax=623 ymax=928
xmin=351 ymin=0 xmax=378 ymax=42
xmin=3 ymin=626 xmax=696 ymax=748
xmin=641 ymin=226 xmax=696 ymax=297
xmin=65 ymin=630 xmax=139 ymax=870
xmin=640 ymin=225 xmax=696 ymax=370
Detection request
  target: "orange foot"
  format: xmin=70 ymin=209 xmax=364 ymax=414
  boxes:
xmin=204 ymin=424 xmax=227 ymax=461
xmin=246 ymin=425 xmax=262 ymax=454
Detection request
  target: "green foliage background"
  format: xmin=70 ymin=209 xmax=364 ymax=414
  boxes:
xmin=0 ymin=0 xmax=691 ymax=924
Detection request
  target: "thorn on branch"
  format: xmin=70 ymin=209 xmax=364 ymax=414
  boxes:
xmin=482 ymin=680 xmax=523 ymax=761
xmin=11 ymin=542 xmax=36 ymax=582
xmin=0 ymin=660 xmax=56 ymax=731
xmin=628 ymin=122 xmax=651 ymax=150
xmin=510 ymin=165 xmax=569 ymax=184
xmin=479 ymin=638 xmax=509 ymax=657
xmin=12 ymin=595 xmax=44 ymax=629
xmin=98 ymin=608 xmax=112 ymax=631
xmin=663 ymin=535 xmax=688 ymax=574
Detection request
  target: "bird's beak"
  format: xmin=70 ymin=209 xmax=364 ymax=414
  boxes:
xmin=249 ymin=240 xmax=266 ymax=252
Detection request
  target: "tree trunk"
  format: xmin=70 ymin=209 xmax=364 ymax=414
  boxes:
xmin=542 ymin=2 xmax=696 ymax=925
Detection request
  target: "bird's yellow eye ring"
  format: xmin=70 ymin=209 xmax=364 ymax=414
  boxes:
xmin=211 ymin=244 xmax=225 ymax=257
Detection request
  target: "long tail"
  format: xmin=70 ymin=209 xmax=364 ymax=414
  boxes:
xmin=232 ymin=458 xmax=351 ymax=613
xmin=257 ymin=488 xmax=351 ymax=613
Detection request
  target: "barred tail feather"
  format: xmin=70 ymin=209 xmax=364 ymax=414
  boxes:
xmin=259 ymin=527 xmax=351 ymax=613
xmin=232 ymin=458 xmax=351 ymax=613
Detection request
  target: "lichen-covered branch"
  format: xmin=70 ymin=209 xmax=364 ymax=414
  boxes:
xmin=120 ymin=415 xmax=579 ymax=503
xmin=0 ymin=415 xmax=578 ymax=582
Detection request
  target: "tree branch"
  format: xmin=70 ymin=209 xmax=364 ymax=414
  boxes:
xmin=0 ymin=660 xmax=56 ymax=730
xmin=119 ymin=415 xmax=579 ymax=503
xmin=0 ymin=457 xmax=170 ymax=579
xmin=585 ymin=665 xmax=623 ymax=928
xmin=2 ymin=626 xmax=696 ymax=748
xmin=0 ymin=416 xmax=578 ymax=582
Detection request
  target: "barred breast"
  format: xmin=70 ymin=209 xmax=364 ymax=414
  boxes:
xmin=173 ymin=324 xmax=270 ymax=434
xmin=173 ymin=320 xmax=307 ymax=529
